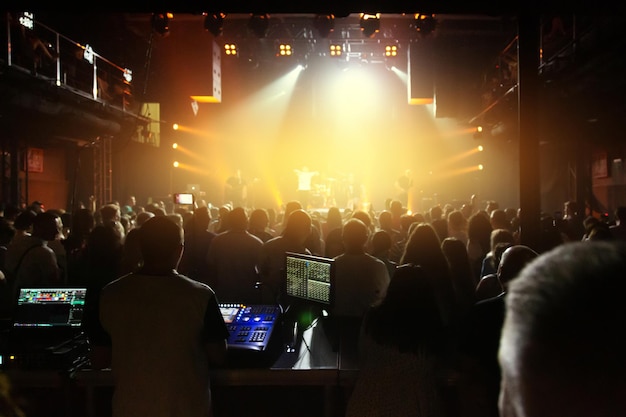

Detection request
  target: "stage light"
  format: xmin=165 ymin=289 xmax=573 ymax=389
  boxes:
xmin=478 ymin=164 xmax=484 ymax=170
xmin=384 ymin=45 xmax=398 ymax=57
xmin=173 ymin=161 xmax=179 ymax=168
xmin=152 ymin=13 xmax=172 ymax=37
xmin=172 ymin=143 xmax=178 ymax=149
xmin=360 ymin=13 xmax=380 ymax=38
xmin=278 ymin=43 xmax=293 ymax=57
xmin=478 ymin=145 xmax=484 ymax=151
xmin=329 ymin=44 xmax=343 ymax=57
xmin=173 ymin=123 xmax=179 ymax=130
xmin=123 ymin=68 xmax=132 ymax=83
xmin=414 ymin=14 xmax=437 ymax=36
xmin=249 ymin=13 xmax=270 ymax=38
xmin=204 ymin=13 xmax=225 ymax=37
xmin=474 ymin=125 xmax=491 ymax=139
xmin=313 ymin=14 xmax=335 ymax=38
xmin=224 ymin=43 xmax=238 ymax=56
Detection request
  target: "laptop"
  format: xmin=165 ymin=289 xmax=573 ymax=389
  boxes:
xmin=8 ymin=286 xmax=88 ymax=350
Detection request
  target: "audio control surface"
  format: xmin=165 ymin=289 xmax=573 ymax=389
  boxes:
xmin=219 ymin=304 xmax=282 ymax=352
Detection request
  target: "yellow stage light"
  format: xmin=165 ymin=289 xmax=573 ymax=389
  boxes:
xmin=278 ymin=44 xmax=293 ymax=56
xmin=385 ymin=45 xmax=398 ymax=57
xmin=330 ymin=44 xmax=343 ymax=57
xmin=224 ymin=43 xmax=238 ymax=56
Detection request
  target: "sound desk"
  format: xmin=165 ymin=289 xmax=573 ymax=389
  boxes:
xmin=219 ymin=304 xmax=283 ymax=366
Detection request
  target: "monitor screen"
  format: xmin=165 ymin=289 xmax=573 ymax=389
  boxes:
xmin=12 ymin=287 xmax=87 ymax=328
xmin=284 ymin=252 xmax=335 ymax=307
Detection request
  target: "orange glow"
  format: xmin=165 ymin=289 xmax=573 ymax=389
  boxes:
xmin=441 ymin=126 xmax=479 ymax=137
xmin=408 ymin=97 xmax=434 ymax=105
xmin=433 ymin=165 xmax=483 ymax=179
xmin=175 ymin=162 xmax=211 ymax=176
xmin=434 ymin=147 xmax=483 ymax=169
xmin=190 ymin=95 xmax=221 ymax=103
xmin=171 ymin=144 xmax=211 ymax=166
xmin=170 ymin=124 xmax=215 ymax=139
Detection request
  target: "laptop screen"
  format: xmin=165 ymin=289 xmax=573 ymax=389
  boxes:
xmin=12 ymin=287 xmax=87 ymax=328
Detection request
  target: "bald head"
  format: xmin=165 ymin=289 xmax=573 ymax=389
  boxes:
xmin=497 ymin=245 xmax=538 ymax=289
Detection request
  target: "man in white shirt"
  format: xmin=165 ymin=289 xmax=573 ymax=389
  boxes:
xmin=89 ymin=216 xmax=229 ymax=417
xmin=294 ymin=166 xmax=318 ymax=209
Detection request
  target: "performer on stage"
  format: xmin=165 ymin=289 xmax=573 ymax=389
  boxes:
xmin=224 ymin=169 xmax=247 ymax=208
xmin=395 ymin=169 xmax=413 ymax=209
xmin=294 ymin=166 xmax=319 ymax=210
xmin=346 ymin=172 xmax=365 ymax=211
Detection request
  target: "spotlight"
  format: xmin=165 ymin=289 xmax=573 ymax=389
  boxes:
xmin=173 ymin=161 xmax=179 ymax=168
xmin=203 ymin=13 xmax=225 ymax=37
xmin=313 ymin=14 xmax=335 ymax=38
xmin=329 ymin=44 xmax=343 ymax=57
xmin=384 ymin=45 xmax=398 ymax=57
xmin=152 ymin=13 xmax=172 ymax=37
xmin=224 ymin=43 xmax=238 ymax=56
xmin=474 ymin=126 xmax=492 ymax=139
xmin=123 ymin=68 xmax=133 ymax=83
xmin=478 ymin=164 xmax=484 ymax=171
xmin=248 ymin=13 xmax=270 ymax=38
xmin=172 ymin=143 xmax=178 ymax=149
xmin=414 ymin=14 xmax=437 ymax=36
xmin=360 ymin=13 xmax=380 ymax=38
xmin=278 ymin=43 xmax=293 ymax=57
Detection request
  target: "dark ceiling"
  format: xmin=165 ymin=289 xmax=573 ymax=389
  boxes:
xmin=26 ymin=12 xmax=626 ymax=141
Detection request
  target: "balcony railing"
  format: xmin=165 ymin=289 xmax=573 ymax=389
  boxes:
xmin=2 ymin=12 xmax=134 ymax=112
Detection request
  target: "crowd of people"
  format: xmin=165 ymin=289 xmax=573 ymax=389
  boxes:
xmin=1 ymin=194 xmax=625 ymax=417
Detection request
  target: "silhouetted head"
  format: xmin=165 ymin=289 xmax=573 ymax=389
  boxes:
xmin=342 ymin=218 xmax=369 ymax=253
xmin=14 ymin=210 xmax=37 ymax=232
xmin=139 ymin=216 xmax=184 ymax=267
xmin=32 ymin=211 xmax=62 ymax=241
xmin=283 ymin=209 xmax=312 ymax=243
xmin=228 ymin=207 xmax=248 ymax=231
xmin=371 ymin=230 xmax=392 ymax=255
xmin=497 ymin=245 xmax=538 ymax=289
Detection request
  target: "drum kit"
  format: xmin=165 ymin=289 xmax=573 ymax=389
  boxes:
xmin=310 ymin=179 xmax=334 ymax=208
